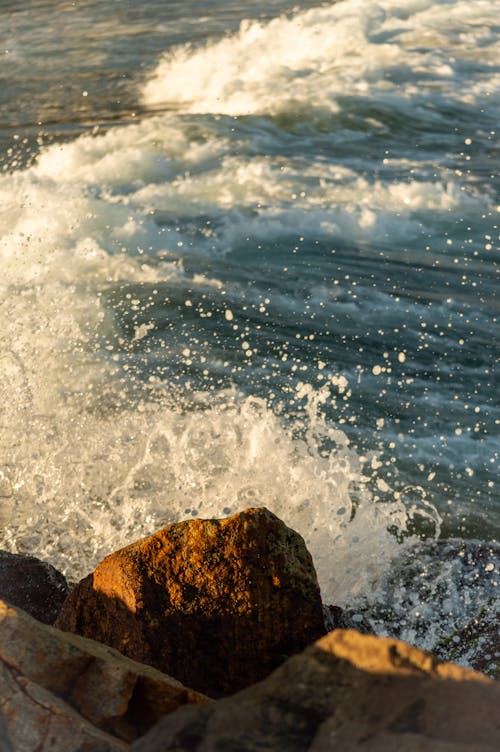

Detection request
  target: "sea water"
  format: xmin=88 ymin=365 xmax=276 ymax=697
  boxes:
xmin=0 ymin=0 xmax=498 ymax=653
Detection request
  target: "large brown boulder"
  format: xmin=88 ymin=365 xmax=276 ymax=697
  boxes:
xmin=0 ymin=550 xmax=68 ymax=624
xmin=0 ymin=600 xmax=207 ymax=751
xmin=56 ymin=507 xmax=326 ymax=697
xmin=132 ymin=630 xmax=500 ymax=752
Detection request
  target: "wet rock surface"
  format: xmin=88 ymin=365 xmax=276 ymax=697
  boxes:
xmin=132 ymin=629 xmax=500 ymax=752
xmin=55 ymin=507 xmax=326 ymax=697
xmin=0 ymin=510 xmax=498 ymax=751
xmin=434 ymin=602 xmax=499 ymax=680
xmin=0 ymin=550 xmax=68 ymax=624
xmin=323 ymin=604 xmax=376 ymax=635
xmin=0 ymin=599 xmax=207 ymax=751
xmin=354 ymin=539 xmax=499 ymax=657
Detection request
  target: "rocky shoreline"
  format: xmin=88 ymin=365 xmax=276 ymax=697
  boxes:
xmin=0 ymin=508 xmax=498 ymax=750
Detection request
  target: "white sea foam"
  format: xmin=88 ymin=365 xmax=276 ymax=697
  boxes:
xmin=0 ymin=135 xmax=428 ymax=599
xmin=142 ymin=0 xmax=500 ymax=116
xmin=9 ymin=112 xmax=491 ymax=268
xmin=0 ymin=142 xmax=441 ymax=598
xmin=0 ymin=0 xmax=494 ymax=632
xmin=0 ymin=359 xmax=436 ymax=603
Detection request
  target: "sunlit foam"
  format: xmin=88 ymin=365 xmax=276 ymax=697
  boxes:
xmin=0 ymin=0 xmax=496 ymax=653
xmin=0 ymin=366 xmax=440 ymax=604
xmin=141 ymin=0 xmax=500 ymax=116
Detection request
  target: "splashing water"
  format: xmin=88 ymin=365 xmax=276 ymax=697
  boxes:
xmin=0 ymin=0 xmax=498 ymax=654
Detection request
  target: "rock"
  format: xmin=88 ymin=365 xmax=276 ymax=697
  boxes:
xmin=131 ymin=630 xmax=500 ymax=752
xmin=434 ymin=602 xmax=499 ymax=679
xmin=0 ymin=599 xmax=207 ymax=751
xmin=358 ymin=540 xmax=499 ymax=647
xmin=0 ymin=660 xmax=126 ymax=752
xmin=323 ymin=604 xmax=375 ymax=635
xmin=56 ymin=507 xmax=326 ymax=697
xmin=0 ymin=709 xmax=14 ymax=752
xmin=0 ymin=550 xmax=68 ymax=624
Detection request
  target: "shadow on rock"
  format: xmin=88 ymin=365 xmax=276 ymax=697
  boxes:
xmin=131 ymin=630 xmax=500 ymax=752
xmin=55 ymin=508 xmax=327 ymax=698
xmin=0 ymin=599 xmax=207 ymax=751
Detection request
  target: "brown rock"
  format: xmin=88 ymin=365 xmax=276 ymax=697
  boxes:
xmin=0 ymin=660 xmax=127 ymax=752
xmin=56 ymin=507 xmax=326 ymax=697
xmin=0 ymin=709 xmax=14 ymax=752
xmin=0 ymin=550 xmax=68 ymax=624
xmin=0 ymin=600 xmax=207 ymax=751
xmin=131 ymin=630 xmax=500 ymax=752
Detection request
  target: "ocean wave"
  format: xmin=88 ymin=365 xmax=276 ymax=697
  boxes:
xmin=141 ymin=0 xmax=500 ymax=117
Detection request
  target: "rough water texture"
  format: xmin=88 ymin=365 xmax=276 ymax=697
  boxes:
xmin=0 ymin=0 xmax=498 ymax=659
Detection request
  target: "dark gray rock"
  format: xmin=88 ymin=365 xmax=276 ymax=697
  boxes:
xmin=323 ymin=604 xmax=376 ymax=635
xmin=357 ymin=540 xmax=499 ymax=648
xmin=0 ymin=550 xmax=68 ymax=624
xmin=434 ymin=602 xmax=499 ymax=679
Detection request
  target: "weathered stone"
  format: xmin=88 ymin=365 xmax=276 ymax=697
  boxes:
xmin=323 ymin=604 xmax=375 ymax=635
xmin=0 ymin=660 xmax=126 ymax=752
xmin=131 ymin=630 xmax=500 ymax=752
xmin=434 ymin=602 xmax=499 ymax=679
xmin=56 ymin=507 xmax=326 ymax=697
xmin=0 ymin=550 xmax=68 ymax=624
xmin=0 ymin=709 xmax=14 ymax=752
xmin=0 ymin=600 xmax=207 ymax=751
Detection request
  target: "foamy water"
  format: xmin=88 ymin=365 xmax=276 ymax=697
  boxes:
xmin=0 ymin=0 xmax=498 ymax=650
xmin=143 ymin=0 xmax=500 ymax=116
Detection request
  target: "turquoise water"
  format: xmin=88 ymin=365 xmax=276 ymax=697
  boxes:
xmin=0 ymin=0 xmax=498 ymax=648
